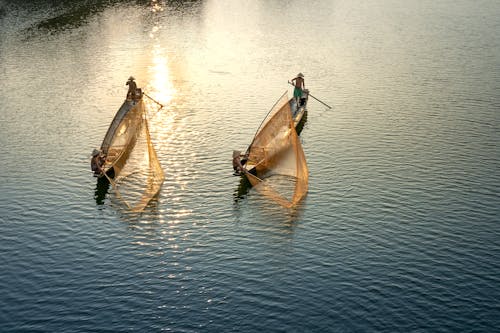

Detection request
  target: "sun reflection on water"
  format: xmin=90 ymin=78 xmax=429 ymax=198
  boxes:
xmin=147 ymin=45 xmax=176 ymax=106
xmin=146 ymin=0 xmax=175 ymax=106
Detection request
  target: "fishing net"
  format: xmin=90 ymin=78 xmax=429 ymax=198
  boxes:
xmin=102 ymin=99 xmax=164 ymax=212
xmin=245 ymin=92 xmax=308 ymax=207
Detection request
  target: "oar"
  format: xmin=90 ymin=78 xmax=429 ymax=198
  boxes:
xmin=143 ymin=92 xmax=164 ymax=108
xmin=308 ymin=92 xmax=332 ymax=109
xmin=288 ymin=81 xmax=332 ymax=109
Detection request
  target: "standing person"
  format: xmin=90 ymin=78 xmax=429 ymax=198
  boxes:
xmin=291 ymin=73 xmax=305 ymax=104
xmin=126 ymin=76 xmax=137 ymax=100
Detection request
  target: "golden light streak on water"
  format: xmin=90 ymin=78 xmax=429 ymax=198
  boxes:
xmin=147 ymin=44 xmax=176 ymax=107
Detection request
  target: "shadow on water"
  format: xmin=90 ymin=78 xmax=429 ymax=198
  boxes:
xmin=233 ymin=175 xmax=252 ymax=202
xmin=94 ymin=175 xmax=111 ymax=205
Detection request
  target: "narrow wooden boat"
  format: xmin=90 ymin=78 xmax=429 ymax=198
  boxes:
xmin=91 ymin=87 xmax=144 ymax=178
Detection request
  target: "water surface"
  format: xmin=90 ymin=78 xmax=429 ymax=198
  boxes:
xmin=1 ymin=0 xmax=499 ymax=331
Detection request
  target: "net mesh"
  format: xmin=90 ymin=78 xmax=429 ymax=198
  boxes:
xmin=103 ymin=99 xmax=165 ymax=212
xmin=245 ymin=92 xmax=308 ymax=207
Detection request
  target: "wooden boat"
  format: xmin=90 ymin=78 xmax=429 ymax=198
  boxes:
xmin=233 ymin=89 xmax=309 ymax=176
xmin=91 ymin=87 xmax=144 ymax=178
xmin=90 ymin=79 xmax=165 ymax=211
xmin=232 ymin=90 xmax=309 ymax=207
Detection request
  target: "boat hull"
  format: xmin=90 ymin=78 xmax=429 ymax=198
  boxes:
xmin=92 ymin=98 xmax=144 ymax=178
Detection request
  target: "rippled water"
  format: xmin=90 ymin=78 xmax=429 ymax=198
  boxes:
xmin=1 ymin=0 xmax=499 ymax=331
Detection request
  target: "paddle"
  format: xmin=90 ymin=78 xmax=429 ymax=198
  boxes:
xmin=143 ymin=92 xmax=164 ymax=108
xmin=288 ymin=81 xmax=332 ymax=109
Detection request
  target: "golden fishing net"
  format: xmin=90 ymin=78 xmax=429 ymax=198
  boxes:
xmin=245 ymin=92 xmax=308 ymax=208
xmin=103 ymin=100 xmax=165 ymax=212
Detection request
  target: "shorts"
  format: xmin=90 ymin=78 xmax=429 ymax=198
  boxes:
xmin=294 ymin=87 xmax=302 ymax=99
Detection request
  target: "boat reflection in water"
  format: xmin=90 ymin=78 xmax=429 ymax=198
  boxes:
xmin=94 ymin=175 xmax=110 ymax=206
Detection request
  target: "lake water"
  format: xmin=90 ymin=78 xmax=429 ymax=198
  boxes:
xmin=1 ymin=0 xmax=499 ymax=331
